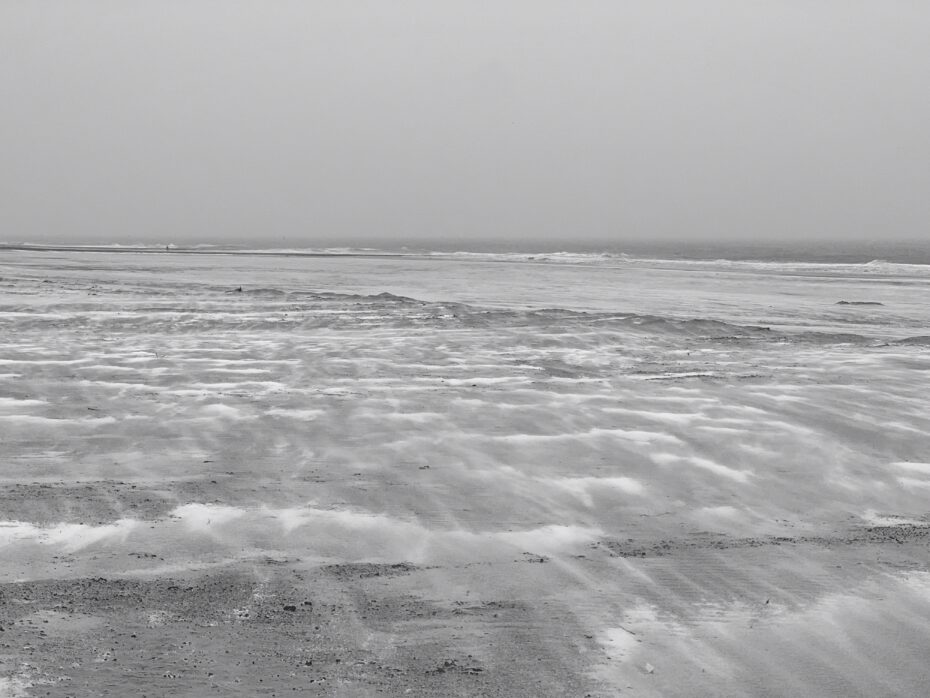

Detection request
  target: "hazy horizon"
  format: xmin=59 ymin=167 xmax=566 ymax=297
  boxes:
xmin=2 ymin=2 xmax=928 ymax=246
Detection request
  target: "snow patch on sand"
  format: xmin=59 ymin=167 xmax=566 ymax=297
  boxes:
xmin=861 ymin=511 xmax=930 ymax=527
xmin=893 ymin=462 xmax=930 ymax=475
xmin=160 ymin=503 xmax=602 ymax=563
xmin=0 ymin=414 xmax=117 ymax=426
xmin=651 ymin=454 xmax=750 ymax=482
xmin=897 ymin=477 xmax=930 ymax=490
xmin=0 ymin=519 xmax=138 ymax=552
xmin=171 ymin=503 xmax=246 ymax=530
xmin=0 ymin=397 xmax=47 ymax=408
xmin=490 ymin=428 xmax=682 ymax=445
xmin=546 ymin=476 xmax=645 ymax=506
xmin=265 ymin=408 xmax=324 ymax=420
xmin=199 ymin=404 xmax=251 ymax=419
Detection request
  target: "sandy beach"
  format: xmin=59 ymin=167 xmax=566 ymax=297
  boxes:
xmin=1 ymin=249 xmax=929 ymax=696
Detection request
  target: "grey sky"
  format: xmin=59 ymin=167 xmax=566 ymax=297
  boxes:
xmin=1 ymin=1 xmax=927 ymax=246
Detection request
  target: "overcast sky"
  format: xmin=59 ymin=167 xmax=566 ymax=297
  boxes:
xmin=1 ymin=1 xmax=927 ymax=246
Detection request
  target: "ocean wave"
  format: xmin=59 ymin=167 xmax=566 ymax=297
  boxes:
xmin=232 ymin=248 xmax=930 ymax=274
xmin=232 ymin=246 xmax=391 ymax=256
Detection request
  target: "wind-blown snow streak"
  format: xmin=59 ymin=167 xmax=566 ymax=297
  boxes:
xmin=1 ymin=250 xmax=929 ymax=695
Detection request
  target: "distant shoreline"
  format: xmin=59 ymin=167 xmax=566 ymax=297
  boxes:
xmin=0 ymin=243 xmax=407 ymax=259
xmin=3 ymin=242 xmax=930 ymax=266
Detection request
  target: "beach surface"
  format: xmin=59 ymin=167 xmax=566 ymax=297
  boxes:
xmin=1 ymin=249 xmax=929 ymax=696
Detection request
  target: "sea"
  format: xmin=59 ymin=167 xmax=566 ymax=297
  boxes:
xmin=4 ymin=237 xmax=930 ymax=264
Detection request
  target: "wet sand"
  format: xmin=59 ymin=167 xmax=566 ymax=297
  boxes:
xmin=1 ymin=250 xmax=930 ymax=696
